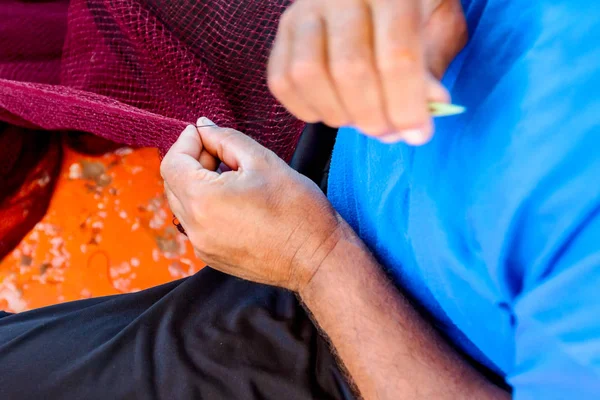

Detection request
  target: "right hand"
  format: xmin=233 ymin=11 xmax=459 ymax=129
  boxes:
xmin=161 ymin=121 xmax=345 ymax=292
xmin=268 ymin=0 xmax=467 ymax=145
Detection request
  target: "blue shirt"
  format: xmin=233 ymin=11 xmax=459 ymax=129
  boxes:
xmin=327 ymin=1 xmax=600 ymax=398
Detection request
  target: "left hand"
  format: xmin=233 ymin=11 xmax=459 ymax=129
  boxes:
xmin=160 ymin=119 xmax=345 ymax=291
xmin=267 ymin=0 xmax=467 ymax=144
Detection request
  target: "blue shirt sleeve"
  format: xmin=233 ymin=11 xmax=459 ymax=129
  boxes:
xmin=467 ymin=95 xmax=600 ymax=398
xmin=509 ymin=210 xmax=600 ymax=398
xmin=502 ymin=104 xmax=600 ymax=397
xmin=495 ymin=25 xmax=600 ymax=397
xmin=459 ymin=3 xmax=600 ymax=396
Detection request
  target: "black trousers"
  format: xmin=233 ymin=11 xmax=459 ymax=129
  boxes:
xmin=0 ymin=267 xmax=354 ymax=399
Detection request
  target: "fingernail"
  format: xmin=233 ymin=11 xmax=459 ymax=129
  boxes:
xmin=400 ymin=120 xmax=434 ymax=145
xmin=197 ymin=117 xmax=216 ymax=127
xmin=380 ymin=129 xmax=429 ymax=145
xmin=427 ymin=78 xmax=451 ymax=104
xmin=400 ymin=129 xmax=427 ymax=145
xmin=181 ymin=124 xmax=196 ymax=135
xmin=378 ymin=132 xmax=406 ymax=144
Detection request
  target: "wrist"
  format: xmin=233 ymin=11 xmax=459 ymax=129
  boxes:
xmin=298 ymin=220 xmax=368 ymax=301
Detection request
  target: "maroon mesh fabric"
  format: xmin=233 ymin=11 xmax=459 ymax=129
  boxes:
xmin=0 ymin=0 xmax=302 ymax=260
xmin=0 ymin=0 xmax=301 ymax=156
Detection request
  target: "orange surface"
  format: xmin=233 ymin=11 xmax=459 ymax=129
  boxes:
xmin=0 ymin=146 xmax=202 ymax=312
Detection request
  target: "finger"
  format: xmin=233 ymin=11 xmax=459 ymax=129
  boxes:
xmin=377 ymin=75 xmax=450 ymax=145
xmin=289 ymin=11 xmax=351 ymax=127
xmin=164 ymin=181 xmax=185 ymax=217
xmin=379 ymin=85 xmax=448 ymax=146
xmin=268 ymin=10 xmax=321 ymax=122
xmin=199 ymin=150 xmax=219 ymax=172
xmin=164 ymin=182 xmax=194 ymax=235
xmin=378 ymin=128 xmax=427 ymax=145
xmin=426 ymin=74 xmax=450 ymax=104
xmin=161 ymin=125 xmax=204 ymax=188
xmin=371 ymin=0 xmax=431 ymax=140
xmin=325 ymin=2 xmax=389 ymax=135
xmin=196 ymin=117 xmax=276 ymax=171
xmin=423 ymin=0 xmax=468 ymax=79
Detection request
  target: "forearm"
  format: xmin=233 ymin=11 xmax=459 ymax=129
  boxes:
xmin=299 ymin=230 xmax=510 ymax=400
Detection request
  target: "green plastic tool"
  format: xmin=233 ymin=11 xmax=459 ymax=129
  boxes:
xmin=429 ymin=102 xmax=466 ymax=117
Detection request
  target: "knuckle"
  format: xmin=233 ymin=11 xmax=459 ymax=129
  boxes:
xmin=331 ymin=59 xmax=370 ymax=82
xmin=220 ymin=129 xmax=244 ymax=149
xmin=268 ymin=72 xmax=293 ymax=97
xmin=189 ymin=195 xmax=211 ymax=220
xmin=159 ymin=158 xmax=172 ymax=180
xmin=316 ymin=105 xmax=351 ymax=127
xmin=295 ymin=11 xmax=321 ymax=32
xmin=290 ymin=60 xmax=323 ymax=83
xmin=310 ymin=104 xmax=349 ymax=127
xmin=354 ymin=117 xmax=389 ymax=136
xmin=388 ymin=104 xmax=422 ymax=123
xmin=378 ymin=49 xmax=419 ymax=74
xmin=321 ymin=114 xmax=349 ymax=128
xmin=183 ymin=182 xmax=202 ymax=201
xmin=279 ymin=7 xmax=297 ymax=28
xmin=219 ymin=127 xmax=238 ymax=138
xmin=332 ymin=2 xmax=367 ymax=24
xmin=389 ymin=113 xmax=426 ymax=130
xmin=164 ymin=184 xmax=177 ymax=202
xmin=248 ymin=147 xmax=275 ymax=169
xmin=453 ymin=17 xmax=469 ymax=51
xmin=195 ymin=168 xmax=214 ymax=181
xmin=259 ymin=148 xmax=279 ymax=166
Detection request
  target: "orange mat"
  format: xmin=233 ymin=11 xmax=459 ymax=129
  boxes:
xmin=0 ymin=145 xmax=202 ymax=312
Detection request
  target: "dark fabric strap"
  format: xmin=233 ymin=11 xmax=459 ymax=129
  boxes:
xmin=289 ymin=123 xmax=338 ymax=193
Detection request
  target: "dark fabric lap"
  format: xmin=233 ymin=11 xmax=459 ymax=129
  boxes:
xmin=0 ymin=267 xmax=355 ymax=399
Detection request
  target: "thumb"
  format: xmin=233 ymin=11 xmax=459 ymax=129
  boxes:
xmin=424 ymin=0 xmax=467 ymax=79
xmin=161 ymin=125 xmax=219 ymax=192
xmin=196 ymin=117 xmax=278 ymax=171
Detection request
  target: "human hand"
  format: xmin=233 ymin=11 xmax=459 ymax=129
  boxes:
xmin=160 ymin=120 xmax=344 ymax=291
xmin=268 ymin=0 xmax=467 ymax=144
